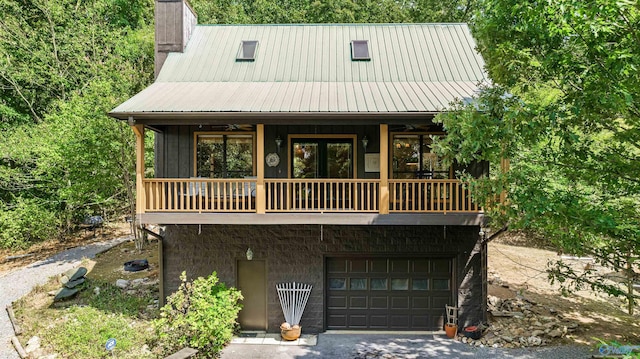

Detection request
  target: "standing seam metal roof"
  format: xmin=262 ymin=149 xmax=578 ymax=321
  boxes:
xmin=110 ymin=23 xmax=488 ymax=117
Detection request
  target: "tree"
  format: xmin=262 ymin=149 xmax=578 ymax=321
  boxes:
xmin=187 ymin=0 xmax=476 ymax=25
xmin=0 ymin=0 xmax=154 ymax=248
xmin=433 ymin=0 xmax=640 ymax=313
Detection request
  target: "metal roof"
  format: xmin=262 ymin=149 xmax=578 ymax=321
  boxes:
xmin=110 ymin=24 xmax=488 ymax=119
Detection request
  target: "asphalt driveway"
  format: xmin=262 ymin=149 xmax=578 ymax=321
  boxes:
xmin=220 ymin=333 xmax=593 ymax=359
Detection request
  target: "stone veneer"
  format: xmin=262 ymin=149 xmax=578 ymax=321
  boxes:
xmin=161 ymin=224 xmax=485 ymax=333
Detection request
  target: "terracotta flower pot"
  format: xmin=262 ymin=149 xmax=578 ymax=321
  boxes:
xmin=445 ymin=323 xmax=458 ymax=338
xmin=280 ymin=324 xmax=301 ymax=341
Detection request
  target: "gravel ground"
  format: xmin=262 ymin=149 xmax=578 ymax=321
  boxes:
xmin=0 ymin=236 xmax=131 ymax=359
xmin=220 ymin=333 xmax=594 ymax=359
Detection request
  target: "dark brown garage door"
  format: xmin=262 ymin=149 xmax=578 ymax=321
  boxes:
xmin=326 ymin=257 xmax=454 ymax=330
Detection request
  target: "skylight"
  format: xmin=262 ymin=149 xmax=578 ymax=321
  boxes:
xmin=237 ymin=40 xmax=258 ymax=61
xmin=351 ymin=40 xmax=370 ymax=61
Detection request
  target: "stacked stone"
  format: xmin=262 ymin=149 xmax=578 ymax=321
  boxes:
xmin=455 ymin=294 xmax=579 ymax=348
xmin=51 ymin=267 xmax=88 ymax=301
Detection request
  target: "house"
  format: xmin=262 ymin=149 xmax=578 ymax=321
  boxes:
xmin=109 ymin=0 xmax=489 ymax=333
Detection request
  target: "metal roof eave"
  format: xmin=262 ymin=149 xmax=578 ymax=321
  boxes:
xmin=107 ymin=111 xmax=442 ymax=125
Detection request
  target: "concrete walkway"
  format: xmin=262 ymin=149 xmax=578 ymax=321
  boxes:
xmin=0 ymin=236 xmax=131 ymax=359
xmin=220 ymin=333 xmax=594 ymax=359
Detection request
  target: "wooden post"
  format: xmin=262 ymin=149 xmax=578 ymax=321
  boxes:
xmin=379 ymin=124 xmax=389 ymax=214
xmin=256 ymin=124 xmax=266 ymax=214
xmin=132 ymin=123 xmax=145 ymax=215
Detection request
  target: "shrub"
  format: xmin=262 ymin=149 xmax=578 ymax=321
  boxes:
xmin=0 ymin=198 xmax=58 ymax=248
xmin=152 ymin=271 xmax=243 ymax=357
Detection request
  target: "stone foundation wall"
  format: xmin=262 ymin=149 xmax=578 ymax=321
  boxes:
xmin=161 ymin=224 xmax=485 ymax=333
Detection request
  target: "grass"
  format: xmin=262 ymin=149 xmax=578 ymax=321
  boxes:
xmin=41 ymin=305 xmax=154 ymax=358
xmin=13 ymin=249 xmax=160 ymax=358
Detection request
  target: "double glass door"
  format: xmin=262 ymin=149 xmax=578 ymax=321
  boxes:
xmin=291 ymin=138 xmax=353 ymax=179
xmin=290 ymin=138 xmax=354 ymax=210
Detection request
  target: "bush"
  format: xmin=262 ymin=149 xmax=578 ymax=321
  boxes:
xmin=0 ymin=198 xmax=58 ymax=248
xmin=152 ymin=271 xmax=243 ymax=358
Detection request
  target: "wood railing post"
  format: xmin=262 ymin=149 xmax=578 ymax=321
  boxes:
xmin=132 ymin=122 xmax=145 ymax=215
xmin=379 ymin=124 xmax=389 ymax=214
xmin=256 ymin=124 xmax=266 ymax=214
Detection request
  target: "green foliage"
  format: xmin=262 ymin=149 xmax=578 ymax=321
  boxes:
xmin=153 ymin=271 xmax=243 ymax=358
xmin=81 ymin=279 xmax=157 ymax=318
xmin=0 ymin=197 xmax=57 ymax=248
xmin=42 ymin=305 xmax=154 ymax=359
xmin=434 ymin=0 xmax=640 ymax=313
xmin=0 ymin=0 xmax=154 ymax=247
xmin=188 ymin=0 xmax=476 ymax=24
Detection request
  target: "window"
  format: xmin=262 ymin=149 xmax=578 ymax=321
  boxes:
xmin=392 ymin=134 xmax=451 ymax=179
xmin=351 ymin=40 xmax=370 ymax=61
xmin=195 ymin=133 xmax=254 ymax=178
xmin=291 ymin=137 xmax=354 ymax=179
xmin=236 ymin=40 xmax=258 ymax=61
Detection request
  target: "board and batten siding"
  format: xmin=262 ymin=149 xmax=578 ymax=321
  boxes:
xmin=155 ymin=124 xmax=379 ymax=179
xmin=153 ymin=124 xmax=489 ymax=180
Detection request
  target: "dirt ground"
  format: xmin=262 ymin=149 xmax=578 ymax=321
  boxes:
xmin=86 ymin=237 xmax=160 ymax=284
xmin=488 ymin=231 xmax=640 ymax=346
xmin=0 ymin=222 xmax=132 ymax=274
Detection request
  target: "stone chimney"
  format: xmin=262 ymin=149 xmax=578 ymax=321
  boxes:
xmin=155 ymin=0 xmax=197 ymax=78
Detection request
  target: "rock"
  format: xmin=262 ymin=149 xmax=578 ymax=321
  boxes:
xmin=141 ymin=345 xmax=151 ymax=355
xmin=25 ymin=336 xmax=40 ymax=353
xmin=115 ymin=279 xmax=129 ymax=288
xmin=566 ymin=322 xmax=579 ymax=330
xmin=548 ymin=307 xmax=557 ymax=314
xmin=491 ymin=310 xmax=514 ymax=317
xmin=527 ymin=336 xmax=542 ymax=346
xmin=502 ymin=336 xmax=513 ymax=343
xmin=64 ymin=277 xmax=85 ymax=289
xmin=531 ymin=330 xmax=544 ymax=337
xmin=131 ymin=278 xmax=146 ymax=287
xmin=93 ymin=287 xmax=101 ymax=295
xmin=53 ymin=287 xmax=79 ymax=301
xmin=549 ymin=329 xmax=562 ymax=338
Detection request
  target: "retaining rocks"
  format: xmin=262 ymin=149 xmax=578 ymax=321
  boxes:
xmin=454 ymin=294 xmax=579 ymax=349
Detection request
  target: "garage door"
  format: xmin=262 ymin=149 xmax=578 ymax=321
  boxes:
xmin=326 ymin=257 xmax=454 ymax=330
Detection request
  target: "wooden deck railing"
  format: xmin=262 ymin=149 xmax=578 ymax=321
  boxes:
xmin=141 ymin=178 xmax=481 ymax=214
xmin=264 ymin=179 xmax=379 ymax=212
xmin=388 ymin=179 xmax=481 ymax=213
xmin=143 ymin=178 xmax=257 ymax=212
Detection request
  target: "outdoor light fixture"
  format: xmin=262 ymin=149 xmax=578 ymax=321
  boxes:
xmin=275 ymin=136 xmax=283 ymax=152
xmin=362 ymin=136 xmax=369 ymax=152
xmin=246 ymin=248 xmax=253 ymax=260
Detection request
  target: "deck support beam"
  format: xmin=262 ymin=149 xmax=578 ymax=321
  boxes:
xmin=133 ymin=122 xmax=145 ymax=216
xmin=379 ymin=124 xmax=389 ymax=214
xmin=256 ymin=124 xmax=266 ymax=214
